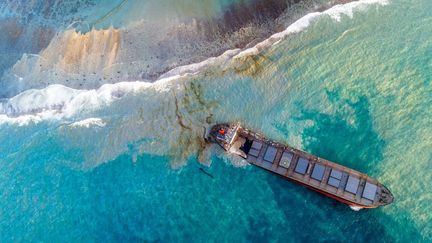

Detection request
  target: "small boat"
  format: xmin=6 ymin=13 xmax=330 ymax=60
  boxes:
xmin=207 ymin=123 xmax=394 ymax=209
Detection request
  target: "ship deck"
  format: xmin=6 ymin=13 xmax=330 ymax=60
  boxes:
xmin=234 ymin=127 xmax=385 ymax=208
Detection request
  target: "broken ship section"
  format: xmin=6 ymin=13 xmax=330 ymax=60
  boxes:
xmin=208 ymin=123 xmax=394 ymax=209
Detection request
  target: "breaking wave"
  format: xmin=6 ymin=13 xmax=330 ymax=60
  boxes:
xmin=138 ymin=0 xmax=391 ymax=81
xmin=0 ymin=0 xmax=390 ymax=169
xmin=69 ymin=118 xmax=106 ymax=128
xmin=235 ymin=0 xmax=390 ymax=58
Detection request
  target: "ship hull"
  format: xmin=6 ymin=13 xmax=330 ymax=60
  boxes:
xmin=262 ymin=165 xmax=378 ymax=209
xmin=208 ymin=123 xmax=394 ymax=209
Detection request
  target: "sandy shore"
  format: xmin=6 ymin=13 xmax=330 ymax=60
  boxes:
xmin=0 ymin=0 xmax=354 ymax=97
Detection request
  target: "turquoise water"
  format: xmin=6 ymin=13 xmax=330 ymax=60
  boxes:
xmin=0 ymin=0 xmax=431 ymax=241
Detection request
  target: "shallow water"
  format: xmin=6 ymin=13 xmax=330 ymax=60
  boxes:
xmin=0 ymin=0 xmax=431 ymax=241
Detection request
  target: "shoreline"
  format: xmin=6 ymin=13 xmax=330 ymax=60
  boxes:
xmin=0 ymin=0 xmax=391 ymax=121
xmin=1 ymin=0 xmax=350 ymax=97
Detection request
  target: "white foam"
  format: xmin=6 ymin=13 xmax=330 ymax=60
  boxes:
xmin=0 ymin=114 xmax=43 ymax=126
xmin=0 ymin=85 xmax=82 ymax=115
xmin=158 ymin=48 xmax=241 ymax=79
xmin=349 ymin=205 xmax=363 ymax=211
xmin=150 ymin=0 xmax=391 ymax=82
xmin=0 ymin=0 xmax=392 ymax=170
xmin=156 ymin=0 xmax=390 ymax=79
xmin=0 ymin=0 xmax=391 ymax=126
xmin=0 ymin=80 xmax=176 ymax=125
xmin=326 ymin=0 xmax=390 ymax=21
xmin=69 ymin=118 xmax=106 ymax=128
xmin=235 ymin=0 xmax=390 ymax=59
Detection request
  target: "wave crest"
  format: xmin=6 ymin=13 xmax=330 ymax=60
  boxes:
xmin=0 ymin=0 xmax=391 ymax=169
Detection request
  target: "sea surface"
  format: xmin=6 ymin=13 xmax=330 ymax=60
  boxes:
xmin=0 ymin=0 xmax=431 ymax=242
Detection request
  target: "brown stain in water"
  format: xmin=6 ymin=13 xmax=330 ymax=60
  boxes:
xmin=169 ymin=80 xmax=217 ymax=166
xmin=234 ymin=53 xmax=276 ymax=78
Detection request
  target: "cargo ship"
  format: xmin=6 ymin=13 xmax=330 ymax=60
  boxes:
xmin=208 ymin=123 xmax=394 ymax=209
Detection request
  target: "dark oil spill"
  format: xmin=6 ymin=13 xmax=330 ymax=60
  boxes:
xmin=170 ymin=80 xmax=217 ymax=165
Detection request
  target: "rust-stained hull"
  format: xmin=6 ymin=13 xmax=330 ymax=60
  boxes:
xmin=261 ymin=165 xmax=379 ymax=209
xmin=208 ymin=123 xmax=394 ymax=209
